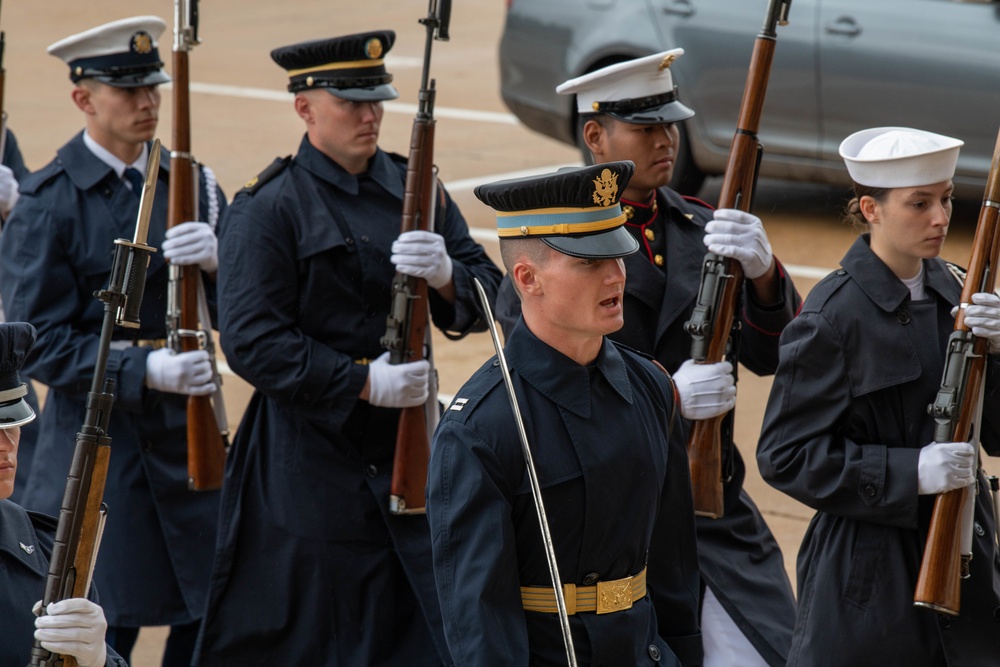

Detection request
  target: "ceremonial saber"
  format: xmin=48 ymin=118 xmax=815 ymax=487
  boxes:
xmin=473 ymin=277 xmax=578 ymax=667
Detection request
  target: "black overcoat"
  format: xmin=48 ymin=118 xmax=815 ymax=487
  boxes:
xmin=196 ymin=138 xmax=501 ymax=666
xmin=758 ymin=235 xmax=1000 ymax=666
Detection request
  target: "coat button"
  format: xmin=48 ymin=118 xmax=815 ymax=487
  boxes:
xmin=974 ymin=521 xmax=985 ymax=537
xmin=648 ymin=645 xmax=661 ymax=661
xmin=492 ymin=359 xmax=500 ymax=367
xmin=582 ymin=572 xmax=599 ymax=586
xmin=938 ymin=614 xmax=952 ymax=629
xmin=366 ymin=464 xmax=378 ymax=478
xmin=896 ymin=309 xmax=911 ymax=324
xmin=864 ymin=484 xmax=877 ymax=497
xmin=361 ymin=235 xmax=370 ymax=243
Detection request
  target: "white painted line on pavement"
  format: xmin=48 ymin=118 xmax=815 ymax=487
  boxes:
xmin=172 ymin=81 xmax=520 ymax=125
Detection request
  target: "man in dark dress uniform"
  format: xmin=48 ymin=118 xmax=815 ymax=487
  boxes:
xmin=495 ymin=50 xmax=801 ymax=666
xmin=428 ymin=161 xmax=737 ymax=665
xmin=194 ymin=31 xmax=501 ymax=666
xmin=0 ymin=127 xmax=44 ymax=506
xmin=0 ymin=321 xmax=127 ymax=667
xmin=0 ymin=17 xmax=226 ymax=667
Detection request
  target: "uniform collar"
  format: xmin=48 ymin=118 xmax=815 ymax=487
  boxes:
xmin=82 ymin=130 xmax=149 ymax=179
xmin=295 ymin=135 xmax=404 ymax=199
xmin=505 ymin=318 xmax=634 ymax=418
xmin=58 ymin=132 xmax=167 ymax=191
xmin=0 ymin=500 xmax=48 ymax=577
xmin=841 ymin=234 xmax=959 ymax=312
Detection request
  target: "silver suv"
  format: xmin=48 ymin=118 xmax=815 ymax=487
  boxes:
xmin=499 ymin=0 xmax=1000 ymax=197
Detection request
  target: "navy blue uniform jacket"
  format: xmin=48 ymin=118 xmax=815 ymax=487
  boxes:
xmin=0 ymin=499 xmax=126 ymax=666
xmin=0 ymin=132 xmax=226 ymax=627
xmin=496 ymin=187 xmax=800 ymax=665
xmin=196 ymin=138 xmax=501 ymax=666
xmin=428 ymin=320 xmax=701 ymax=666
xmin=758 ymin=235 xmax=1000 ymax=666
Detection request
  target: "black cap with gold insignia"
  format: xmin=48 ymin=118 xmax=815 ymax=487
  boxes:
xmin=475 ymin=161 xmax=640 ymax=260
xmin=270 ymin=31 xmax=399 ymax=102
xmin=47 ymin=16 xmax=171 ymax=88
xmin=0 ymin=322 xmax=36 ymax=428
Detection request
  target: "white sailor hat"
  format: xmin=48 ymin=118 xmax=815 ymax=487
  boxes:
xmin=557 ymin=49 xmax=695 ymax=125
xmin=47 ymin=16 xmax=171 ymax=88
xmin=839 ymin=127 xmax=963 ymax=189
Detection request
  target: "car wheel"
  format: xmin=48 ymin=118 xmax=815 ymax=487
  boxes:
xmin=669 ymin=122 xmax=705 ymax=196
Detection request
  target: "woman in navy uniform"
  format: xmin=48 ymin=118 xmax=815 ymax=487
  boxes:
xmin=758 ymin=127 xmax=1000 ymax=665
xmin=428 ymin=161 xmax=737 ymax=665
xmin=194 ymin=31 xmax=501 ymax=666
xmin=496 ymin=51 xmax=800 ymax=666
xmin=0 ymin=17 xmax=226 ymax=667
xmin=0 ymin=321 xmax=126 ymax=667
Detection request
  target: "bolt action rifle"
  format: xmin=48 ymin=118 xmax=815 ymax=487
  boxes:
xmin=29 ymin=141 xmax=160 ymax=667
xmin=683 ymin=0 xmax=792 ymax=519
xmin=166 ymin=0 xmax=229 ymax=491
xmin=380 ymin=0 xmax=451 ymax=515
xmin=914 ymin=126 xmax=1000 ymax=616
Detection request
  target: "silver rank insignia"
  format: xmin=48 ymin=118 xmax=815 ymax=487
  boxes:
xmin=19 ymin=542 xmax=35 ymax=555
xmin=449 ymin=398 xmax=469 ymax=411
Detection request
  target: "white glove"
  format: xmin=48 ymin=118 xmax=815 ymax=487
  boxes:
xmin=145 ymin=348 xmax=217 ymax=396
xmin=390 ymin=230 xmax=453 ymax=289
xmin=672 ymin=359 xmax=737 ymax=420
xmin=704 ymin=208 xmax=773 ymax=280
xmin=0 ymin=163 xmax=20 ymax=216
xmin=33 ymin=598 xmax=108 ymax=667
xmin=917 ymin=441 xmax=975 ymax=495
xmin=367 ymin=351 xmax=430 ymax=408
xmin=962 ymin=292 xmax=1000 ymax=355
xmin=162 ymin=221 xmax=219 ymax=272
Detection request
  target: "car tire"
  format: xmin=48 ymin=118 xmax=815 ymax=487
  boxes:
xmin=669 ymin=122 xmax=705 ymax=196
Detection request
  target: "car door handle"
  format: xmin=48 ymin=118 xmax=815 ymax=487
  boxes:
xmin=824 ymin=16 xmax=861 ymax=37
xmin=661 ymin=0 xmax=694 ymax=18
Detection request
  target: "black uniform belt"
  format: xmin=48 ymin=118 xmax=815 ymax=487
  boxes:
xmin=521 ymin=567 xmax=646 ymax=615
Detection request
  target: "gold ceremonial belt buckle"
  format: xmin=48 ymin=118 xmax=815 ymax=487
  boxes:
xmin=596 ymin=575 xmax=633 ymax=614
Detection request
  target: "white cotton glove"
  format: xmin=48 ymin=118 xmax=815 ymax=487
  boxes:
xmin=33 ymin=598 xmax=108 ymax=667
xmin=962 ymin=292 xmax=1000 ymax=355
xmin=162 ymin=221 xmax=219 ymax=272
xmin=390 ymin=230 xmax=453 ymax=289
xmin=367 ymin=351 xmax=430 ymax=408
xmin=703 ymin=208 xmax=773 ymax=280
xmin=0 ymin=164 xmax=20 ymax=216
xmin=917 ymin=441 xmax=975 ymax=495
xmin=145 ymin=348 xmax=217 ymax=396
xmin=672 ymin=359 xmax=737 ymax=420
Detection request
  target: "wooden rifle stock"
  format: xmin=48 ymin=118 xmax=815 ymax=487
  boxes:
xmin=381 ymin=0 xmax=450 ymax=516
xmin=168 ymin=0 xmax=227 ymax=491
xmin=684 ymin=0 xmax=791 ymax=518
xmin=913 ymin=127 xmax=1000 ymax=615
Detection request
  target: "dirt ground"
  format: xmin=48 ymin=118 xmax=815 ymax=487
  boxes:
xmin=4 ymin=1 xmax=998 ymax=663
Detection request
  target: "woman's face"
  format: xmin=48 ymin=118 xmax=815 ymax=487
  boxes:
xmin=863 ymin=180 xmax=954 ymax=279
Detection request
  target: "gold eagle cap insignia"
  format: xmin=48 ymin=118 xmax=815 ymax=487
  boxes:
xmin=659 ymin=54 xmax=677 ymax=71
xmin=132 ymin=32 xmax=153 ymax=55
xmin=365 ymin=38 xmax=384 ymax=60
xmin=592 ymin=168 xmax=619 ymax=206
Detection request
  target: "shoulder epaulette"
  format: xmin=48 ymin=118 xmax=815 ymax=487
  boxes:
xmin=239 ymin=156 xmax=291 ymax=195
xmin=681 ymin=194 xmax=714 ymax=211
xmin=17 ymin=160 xmax=65 ymax=196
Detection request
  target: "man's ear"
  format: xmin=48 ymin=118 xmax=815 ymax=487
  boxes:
xmin=294 ymin=93 xmax=312 ymax=124
xmin=582 ymin=118 xmax=606 ymax=161
xmin=511 ymin=259 xmax=542 ymax=297
xmin=71 ymin=85 xmax=93 ymax=115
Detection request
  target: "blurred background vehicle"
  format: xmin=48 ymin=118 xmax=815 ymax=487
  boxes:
xmin=499 ymin=0 xmax=1000 ymax=197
